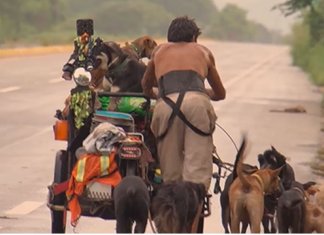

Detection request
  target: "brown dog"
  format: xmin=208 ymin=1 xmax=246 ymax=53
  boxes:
xmin=122 ymin=35 xmax=157 ymax=60
xmin=150 ymin=180 xmax=206 ymax=233
xmin=228 ymin=136 xmax=283 ymax=233
xmin=303 ymin=183 xmax=324 ymax=232
xmin=90 ymin=36 xmax=157 ymax=91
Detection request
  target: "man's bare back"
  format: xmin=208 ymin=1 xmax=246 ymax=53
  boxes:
xmin=142 ymin=41 xmax=225 ymax=101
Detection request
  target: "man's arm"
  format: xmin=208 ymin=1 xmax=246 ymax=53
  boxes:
xmin=141 ymin=60 xmax=158 ymax=99
xmin=206 ymin=50 xmax=226 ymax=101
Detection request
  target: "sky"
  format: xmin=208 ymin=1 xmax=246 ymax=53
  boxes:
xmin=213 ymin=0 xmax=300 ymax=34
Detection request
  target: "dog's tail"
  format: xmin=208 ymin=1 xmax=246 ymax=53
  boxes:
xmin=236 ymin=135 xmax=251 ymax=190
xmin=232 ymin=135 xmax=247 ymax=180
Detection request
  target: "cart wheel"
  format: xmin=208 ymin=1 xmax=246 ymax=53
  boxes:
xmin=50 ymin=150 xmax=68 ymax=233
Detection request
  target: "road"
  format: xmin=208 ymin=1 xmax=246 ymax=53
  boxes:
xmin=0 ymin=40 xmax=322 ymax=233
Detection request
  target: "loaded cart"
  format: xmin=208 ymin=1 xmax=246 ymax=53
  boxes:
xmin=48 ymin=91 xmax=160 ymax=233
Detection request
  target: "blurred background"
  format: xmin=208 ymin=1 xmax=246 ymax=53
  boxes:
xmin=1 ymin=0 xmax=323 ymax=85
xmin=0 ymin=0 xmax=289 ymax=46
xmin=0 ymin=1 xmax=323 ymax=232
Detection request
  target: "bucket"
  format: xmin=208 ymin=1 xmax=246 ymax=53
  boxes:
xmin=54 ymin=120 xmax=68 ymax=141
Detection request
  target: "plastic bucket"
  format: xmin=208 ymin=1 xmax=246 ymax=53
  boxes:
xmin=54 ymin=120 xmax=68 ymax=141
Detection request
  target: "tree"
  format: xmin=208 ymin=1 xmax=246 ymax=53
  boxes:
xmin=274 ymin=0 xmax=324 ymax=44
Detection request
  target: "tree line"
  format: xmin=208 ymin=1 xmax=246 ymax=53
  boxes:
xmin=0 ymin=0 xmax=283 ymax=47
xmin=275 ymin=0 xmax=324 ymax=85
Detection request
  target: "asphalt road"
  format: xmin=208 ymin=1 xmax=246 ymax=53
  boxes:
xmin=0 ymin=40 xmax=322 ymax=233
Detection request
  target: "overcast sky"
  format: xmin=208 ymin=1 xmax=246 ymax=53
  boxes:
xmin=213 ymin=0 xmax=300 ymax=34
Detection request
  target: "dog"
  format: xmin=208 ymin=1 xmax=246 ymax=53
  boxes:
xmin=92 ymin=40 xmax=147 ymax=92
xmin=113 ymin=175 xmax=150 ymax=233
xmin=228 ymin=136 xmax=283 ymax=233
xmin=150 ymin=180 xmax=206 ymax=233
xmin=258 ymin=146 xmax=295 ymax=233
xmin=304 ymin=200 xmax=324 ymax=233
xmin=122 ymin=35 xmax=157 ymax=60
xmin=303 ymin=182 xmax=324 ymax=233
xmin=258 ymin=146 xmax=295 ymax=190
xmin=276 ymin=180 xmax=306 ymax=233
xmin=91 ymin=36 xmax=157 ymax=92
xmin=220 ymin=147 xmax=258 ymax=233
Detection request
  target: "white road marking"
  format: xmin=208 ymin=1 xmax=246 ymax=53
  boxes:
xmin=0 ymin=86 xmax=21 ymax=93
xmin=224 ymin=49 xmax=287 ymax=89
xmin=49 ymin=78 xmax=64 ymax=84
xmin=5 ymin=201 xmax=44 ymax=216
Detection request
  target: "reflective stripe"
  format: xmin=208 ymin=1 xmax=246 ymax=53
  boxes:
xmin=100 ymin=155 xmax=110 ymax=176
xmin=76 ymin=158 xmax=87 ymax=182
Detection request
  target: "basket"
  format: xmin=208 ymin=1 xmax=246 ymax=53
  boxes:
xmin=54 ymin=120 xmax=68 ymax=141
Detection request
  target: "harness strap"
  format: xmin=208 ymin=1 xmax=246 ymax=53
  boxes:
xmin=156 ymin=92 xmax=185 ymax=141
xmin=130 ymin=43 xmax=141 ymax=58
xmin=162 ymin=94 xmax=214 ymax=137
xmin=156 ymin=72 xmax=215 ymax=141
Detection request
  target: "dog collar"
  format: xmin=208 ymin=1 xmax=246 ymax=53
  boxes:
xmin=130 ymin=43 xmax=142 ymax=58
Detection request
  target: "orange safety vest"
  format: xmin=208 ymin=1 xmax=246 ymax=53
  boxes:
xmin=66 ymin=151 xmax=122 ymax=226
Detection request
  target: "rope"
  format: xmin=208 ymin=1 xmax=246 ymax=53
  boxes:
xmin=215 ymin=122 xmax=239 ymax=152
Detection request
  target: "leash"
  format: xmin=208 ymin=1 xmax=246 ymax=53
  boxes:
xmin=215 ymin=122 xmax=239 ymax=152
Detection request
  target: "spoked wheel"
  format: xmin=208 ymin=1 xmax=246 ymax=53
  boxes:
xmin=50 ymin=150 xmax=68 ymax=233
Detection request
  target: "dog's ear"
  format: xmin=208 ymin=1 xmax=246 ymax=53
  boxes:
xmin=271 ymin=146 xmax=287 ymax=164
xmin=258 ymin=154 xmax=264 ymax=164
xmin=303 ymin=181 xmax=317 ymax=190
xmin=272 ymin=165 xmax=285 ymax=177
xmin=271 ymin=145 xmax=277 ymax=152
xmin=144 ymin=37 xmax=157 ymax=49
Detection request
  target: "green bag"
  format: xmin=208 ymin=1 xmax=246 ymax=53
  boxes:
xmin=98 ymin=96 xmax=154 ymax=118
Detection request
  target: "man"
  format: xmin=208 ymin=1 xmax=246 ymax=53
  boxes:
xmin=141 ymin=16 xmax=226 ymax=190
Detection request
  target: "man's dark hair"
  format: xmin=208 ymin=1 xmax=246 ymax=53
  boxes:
xmin=167 ymin=16 xmax=201 ymax=42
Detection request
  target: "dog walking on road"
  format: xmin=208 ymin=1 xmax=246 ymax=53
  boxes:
xmin=228 ymin=136 xmax=283 ymax=233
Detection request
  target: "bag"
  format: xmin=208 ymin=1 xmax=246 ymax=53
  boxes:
xmin=54 ymin=120 xmax=68 ymax=141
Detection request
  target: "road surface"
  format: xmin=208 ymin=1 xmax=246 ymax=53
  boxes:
xmin=0 ymin=40 xmax=322 ymax=233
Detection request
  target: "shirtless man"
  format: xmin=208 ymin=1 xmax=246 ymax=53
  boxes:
xmin=141 ymin=16 xmax=226 ymax=190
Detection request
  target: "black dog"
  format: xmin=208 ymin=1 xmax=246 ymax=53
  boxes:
xmin=258 ymin=146 xmax=295 ymax=233
xmin=276 ymin=181 xmax=306 ymax=233
xmin=150 ymin=180 xmax=206 ymax=233
xmin=92 ymin=41 xmax=146 ymax=92
xmin=113 ymin=176 xmax=150 ymax=233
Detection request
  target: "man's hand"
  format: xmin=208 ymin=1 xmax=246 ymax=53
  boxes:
xmin=62 ymin=71 xmax=72 ymax=81
xmin=205 ymin=88 xmax=219 ymax=101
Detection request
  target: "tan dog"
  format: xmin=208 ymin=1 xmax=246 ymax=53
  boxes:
xmin=304 ymin=201 xmax=324 ymax=232
xmin=122 ymin=35 xmax=157 ymax=60
xmin=303 ymin=183 xmax=324 ymax=232
xmin=228 ymin=137 xmax=283 ymax=233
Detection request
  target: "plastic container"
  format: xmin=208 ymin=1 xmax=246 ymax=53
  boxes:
xmin=54 ymin=120 xmax=68 ymax=141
